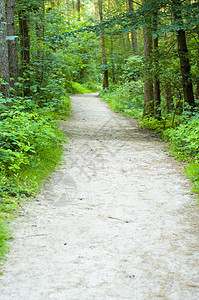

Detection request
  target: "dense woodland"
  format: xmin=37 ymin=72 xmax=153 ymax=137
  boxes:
xmin=0 ymin=0 xmax=199 ymax=261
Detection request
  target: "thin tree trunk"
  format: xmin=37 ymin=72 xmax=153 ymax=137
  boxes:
xmin=142 ymin=0 xmax=153 ymax=116
xmin=77 ymin=0 xmax=81 ymax=20
xmin=0 ymin=0 xmax=10 ymax=97
xmin=18 ymin=9 xmax=30 ymax=96
xmin=98 ymin=0 xmax=108 ymax=89
xmin=153 ymin=12 xmax=161 ymax=119
xmin=153 ymin=37 xmax=161 ymax=118
xmin=6 ymin=0 xmax=18 ymax=91
xmin=196 ymin=32 xmax=199 ymax=100
xmin=173 ymin=0 xmax=195 ymax=107
xmin=129 ymin=0 xmax=138 ymax=55
xmin=143 ymin=26 xmax=154 ymax=116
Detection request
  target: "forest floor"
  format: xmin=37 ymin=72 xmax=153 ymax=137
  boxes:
xmin=0 ymin=93 xmax=199 ymax=299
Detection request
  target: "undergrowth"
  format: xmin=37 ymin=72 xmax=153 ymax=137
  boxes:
xmin=0 ymin=92 xmax=71 ymax=265
xmin=101 ymin=81 xmax=144 ymax=119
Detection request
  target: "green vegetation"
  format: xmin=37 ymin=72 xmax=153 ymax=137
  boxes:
xmin=164 ymin=115 xmax=199 ymax=194
xmin=101 ymin=81 xmax=144 ymax=119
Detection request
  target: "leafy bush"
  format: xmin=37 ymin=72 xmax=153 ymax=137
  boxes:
xmin=101 ymin=80 xmax=144 ymax=118
xmin=122 ymin=55 xmax=144 ymax=82
xmin=164 ymin=118 xmax=199 ymax=161
xmin=163 ymin=116 xmax=199 ymax=196
xmin=0 ymin=111 xmax=65 ymax=196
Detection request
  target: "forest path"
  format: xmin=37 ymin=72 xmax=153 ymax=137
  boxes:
xmin=0 ymin=93 xmax=199 ymax=299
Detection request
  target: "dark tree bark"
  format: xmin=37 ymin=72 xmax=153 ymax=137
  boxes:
xmin=129 ymin=0 xmax=138 ymax=55
xmin=98 ymin=0 xmax=108 ymax=89
xmin=153 ymin=12 xmax=161 ymax=119
xmin=196 ymin=32 xmax=199 ymax=100
xmin=173 ymin=0 xmax=195 ymax=107
xmin=153 ymin=38 xmax=161 ymax=119
xmin=143 ymin=27 xmax=154 ymax=116
xmin=77 ymin=0 xmax=81 ymax=20
xmin=6 ymin=0 xmax=18 ymax=91
xmin=18 ymin=9 xmax=30 ymax=96
xmin=0 ymin=0 xmax=10 ymax=97
xmin=142 ymin=0 xmax=154 ymax=116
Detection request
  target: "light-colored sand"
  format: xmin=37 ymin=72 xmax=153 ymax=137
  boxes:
xmin=0 ymin=93 xmax=199 ymax=300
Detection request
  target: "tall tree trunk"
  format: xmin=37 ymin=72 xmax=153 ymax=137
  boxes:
xmin=0 ymin=0 xmax=10 ymax=97
xmin=129 ymin=0 xmax=138 ymax=55
xmin=77 ymin=0 xmax=81 ymax=20
xmin=143 ymin=27 xmax=154 ymax=116
xmin=6 ymin=0 xmax=18 ymax=92
xmin=153 ymin=12 xmax=161 ymax=119
xmin=18 ymin=9 xmax=30 ymax=96
xmin=98 ymin=0 xmax=108 ymax=89
xmin=173 ymin=0 xmax=195 ymax=107
xmin=142 ymin=0 xmax=153 ymax=116
xmin=153 ymin=36 xmax=161 ymax=118
xmin=196 ymin=32 xmax=199 ymax=100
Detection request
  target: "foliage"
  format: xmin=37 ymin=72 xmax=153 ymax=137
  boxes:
xmin=71 ymin=82 xmax=93 ymax=94
xmin=122 ymin=55 xmax=144 ymax=82
xmin=139 ymin=117 xmax=170 ymax=133
xmin=0 ymin=97 xmax=66 ymax=197
xmin=163 ymin=115 xmax=199 ymax=196
xmin=164 ymin=117 xmax=199 ymax=162
xmin=101 ymin=80 xmax=144 ymax=119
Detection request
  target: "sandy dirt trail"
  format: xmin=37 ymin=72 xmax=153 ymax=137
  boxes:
xmin=0 ymin=93 xmax=199 ymax=300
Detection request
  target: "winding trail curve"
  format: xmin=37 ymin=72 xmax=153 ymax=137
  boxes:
xmin=0 ymin=93 xmax=199 ymax=299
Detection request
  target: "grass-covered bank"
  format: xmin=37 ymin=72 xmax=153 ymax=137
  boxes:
xmin=101 ymin=85 xmax=199 ymax=198
xmin=0 ymin=97 xmax=71 ymax=267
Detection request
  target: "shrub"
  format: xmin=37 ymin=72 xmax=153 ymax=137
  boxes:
xmin=164 ymin=118 xmax=199 ymax=161
xmin=101 ymin=80 xmax=144 ymax=118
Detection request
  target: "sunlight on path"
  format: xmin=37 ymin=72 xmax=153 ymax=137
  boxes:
xmin=0 ymin=93 xmax=199 ymax=299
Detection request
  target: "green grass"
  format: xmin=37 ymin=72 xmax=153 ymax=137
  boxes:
xmin=0 ymin=219 xmax=11 ymax=272
xmin=184 ymin=162 xmax=199 ymax=195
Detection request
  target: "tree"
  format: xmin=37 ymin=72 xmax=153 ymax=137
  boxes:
xmin=172 ymin=0 xmax=195 ymax=107
xmin=153 ymin=6 xmax=161 ymax=119
xmin=6 ymin=0 xmax=18 ymax=91
xmin=98 ymin=0 xmax=108 ymax=89
xmin=142 ymin=0 xmax=154 ymax=116
xmin=77 ymin=0 xmax=81 ymax=20
xmin=0 ymin=0 xmax=10 ymax=97
xmin=17 ymin=0 xmax=32 ymax=96
xmin=129 ymin=0 xmax=138 ymax=55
